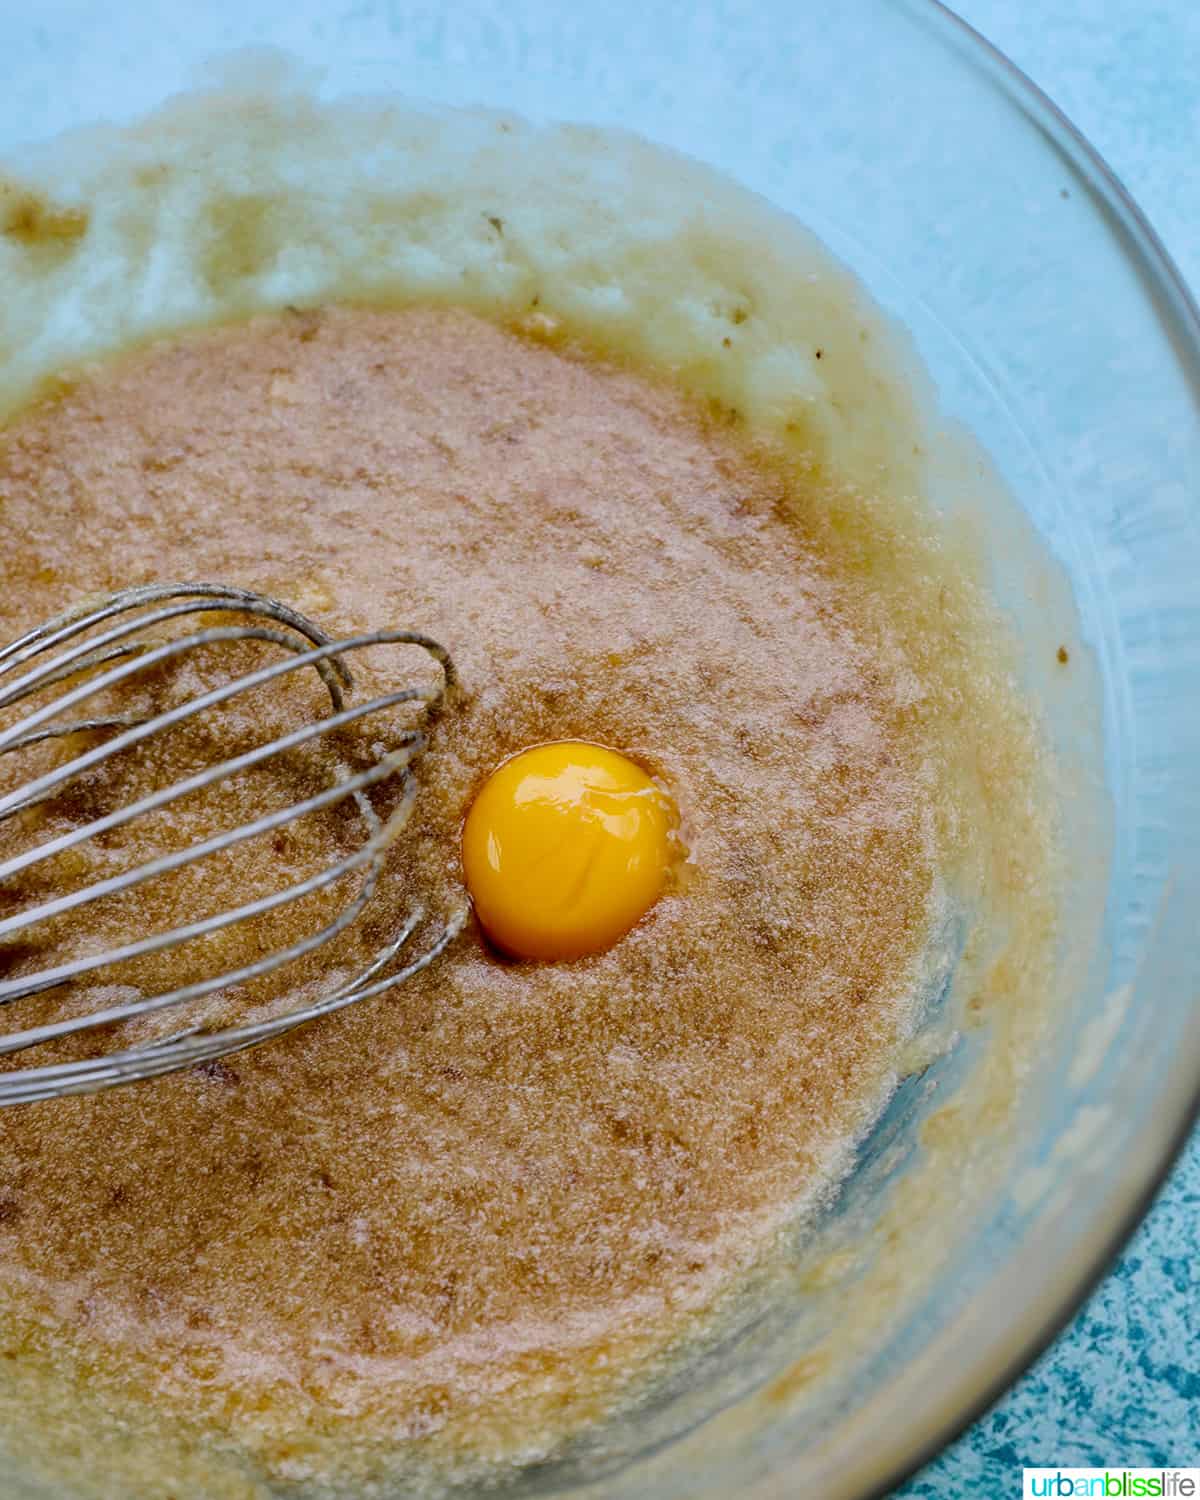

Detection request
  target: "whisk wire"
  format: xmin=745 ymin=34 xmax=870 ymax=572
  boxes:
xmin=0 ymin=905 xmax=471 ymax=1106
xmin=0 ymin=754 xmax=417 ymax=1000
xmin=0 ymin=582 xmax=346 ymax=679
xmin=0 ymin=689 xmax=426 ymax=895
xmin=0 ymin=583 xmax=464 ymax=1105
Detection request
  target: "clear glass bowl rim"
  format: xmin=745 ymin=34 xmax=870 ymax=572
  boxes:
xmin=858 ymin=2 xmax=1200 ymax=1492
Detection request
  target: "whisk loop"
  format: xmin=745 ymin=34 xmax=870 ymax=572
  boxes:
xmin=0 ymin=582 xmax=466 ymax=1105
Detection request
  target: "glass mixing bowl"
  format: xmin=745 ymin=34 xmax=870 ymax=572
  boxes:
xmin=1 ymin=2 xmax=1198 ymax=1497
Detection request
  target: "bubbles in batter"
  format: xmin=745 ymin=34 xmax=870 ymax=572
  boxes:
xmin=461 ymin=741 xmax=678 ymax=960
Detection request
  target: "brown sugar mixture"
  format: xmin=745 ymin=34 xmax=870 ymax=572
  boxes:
xmin=0 ymin=306 xmax=937 ymax=1460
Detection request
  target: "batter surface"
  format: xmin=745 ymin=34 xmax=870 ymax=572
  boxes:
xmin=0 ymin=305 xmax=939 ymax=1467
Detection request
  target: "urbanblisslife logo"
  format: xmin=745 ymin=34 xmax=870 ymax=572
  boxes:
xmin=1024 ymin=1472 xmax=1200 ymax=1498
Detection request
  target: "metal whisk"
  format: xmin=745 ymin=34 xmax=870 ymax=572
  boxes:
xmin=0 ymin=582 xmax=467 ymax=1106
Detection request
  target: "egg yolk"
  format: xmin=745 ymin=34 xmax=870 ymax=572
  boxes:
xmin=461 ymin=741 xmax=677 ymax=961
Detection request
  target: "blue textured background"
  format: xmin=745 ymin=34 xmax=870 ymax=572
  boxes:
xmin=896 ymin=3 xmax=1200 ymax=1491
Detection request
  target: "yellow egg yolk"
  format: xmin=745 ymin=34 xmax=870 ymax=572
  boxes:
xmin=461 ymin=741 xmax=677 ymax=961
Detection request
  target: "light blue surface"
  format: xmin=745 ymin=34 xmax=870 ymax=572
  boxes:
xmin=897 ymin=3 xmax=1200 ymax=1491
